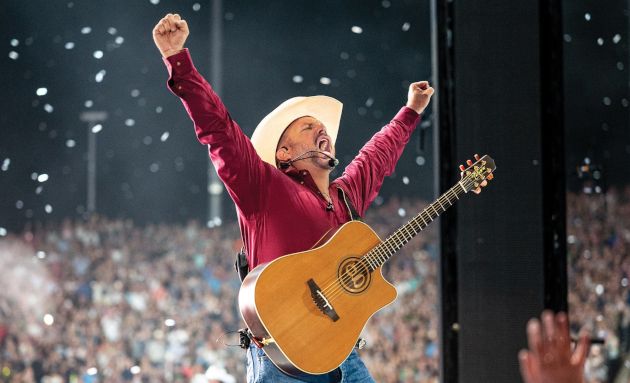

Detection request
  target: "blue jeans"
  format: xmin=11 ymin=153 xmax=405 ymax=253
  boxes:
xmin=246 ymin=344 xmax=375 ymax=383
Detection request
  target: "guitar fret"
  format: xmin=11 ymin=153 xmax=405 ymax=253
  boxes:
xmin=395 ymin=231 xmax=406 ymax=246
xmin=384 ymin=241 xmax=396 ymax=255
xmin=403 ymin=224 xmax=414 ymax=239
xmin=430 ymin=204 xmax=440 ymax=216
xmin=376 ymin=247 xmax=387 ymax=264
xmin=413 ymin=217 xmax=423 ymax=232
xmin=437 ymin=199 xmax=446 ymax=211
xmin=365 ymin=254 xmax=376 ymax=270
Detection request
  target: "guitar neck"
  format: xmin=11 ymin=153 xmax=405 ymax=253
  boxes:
xmin=363 ymin=180 xmax=471 ymax=270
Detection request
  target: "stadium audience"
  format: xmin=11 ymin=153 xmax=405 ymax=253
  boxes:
xmin=0 ymin=198 xmax=436 ymax=383
xmin=1 ymin=187 xmax=628 ymax=382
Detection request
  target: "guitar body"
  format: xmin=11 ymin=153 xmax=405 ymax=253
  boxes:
xmin=239 ymin=221 xmax=397 ymax=375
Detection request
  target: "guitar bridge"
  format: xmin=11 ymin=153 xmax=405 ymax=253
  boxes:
xmin=307 ymin=278 xmax=339 ymax=322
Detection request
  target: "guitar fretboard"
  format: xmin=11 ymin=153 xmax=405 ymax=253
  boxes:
xmin=362 ymin=177 xmax=474 ymax=271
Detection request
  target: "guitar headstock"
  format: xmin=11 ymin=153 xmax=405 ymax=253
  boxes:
xmin=460 ymin=154 xmax=496 ymax=193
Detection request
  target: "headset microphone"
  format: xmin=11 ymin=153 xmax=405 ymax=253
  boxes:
xmin=279 ymin=150 xmax=339 ymax=170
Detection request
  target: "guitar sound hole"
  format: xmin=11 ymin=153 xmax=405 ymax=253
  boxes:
xmin=338 ymin=257 xmax=371 ymax=294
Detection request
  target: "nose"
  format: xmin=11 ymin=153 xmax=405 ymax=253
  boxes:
xmin=316 ymin=124 xmax=327 ymax=137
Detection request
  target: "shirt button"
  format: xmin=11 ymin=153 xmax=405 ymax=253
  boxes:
xmin=176 ymin=61 xmax=181 ymax=66
xmin=177 ymin=85 xmax=182 ymax=90
xmin=300 ymin=181 xmax=304 ymax=185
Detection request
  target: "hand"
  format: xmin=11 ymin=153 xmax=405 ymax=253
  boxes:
xmin=519 ymin=311 xmax=590 ymax=383
xmin=406 ymin=81 xmax=434 ymax=114
xmin=459 ymin=154 xmax=492 ymax=194
xmin=152 ymin=13 xmax=189 ymax=58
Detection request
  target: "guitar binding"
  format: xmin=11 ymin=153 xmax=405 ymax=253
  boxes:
xmin=307 ymin=278 xmax=340 ymax=322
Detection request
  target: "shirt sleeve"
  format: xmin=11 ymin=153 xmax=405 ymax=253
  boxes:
xmin=163 ymin=49 xmax=269 ymax=217
xmin=336 ymin=106 xmax=420 ymax=216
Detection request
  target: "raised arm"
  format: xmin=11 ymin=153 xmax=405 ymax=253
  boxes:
xmin=337 ymin=81 xmax=434 ymax=216
xmin=153 ymin=14 xmax=269 ymax=216
xmin=519 ymin=311 xmax=590 ymax=383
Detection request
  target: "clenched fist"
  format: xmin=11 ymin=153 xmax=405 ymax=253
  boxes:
xmin=406 ymin=81 xmax=435 ymax=115
xmin=153 ymin=13 xmax=189 ymax=58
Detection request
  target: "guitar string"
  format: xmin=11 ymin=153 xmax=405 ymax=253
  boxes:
xmin=323 ymin=184 xmax=464 ymax=301
xmin=320 ymin=182 xmax=468 ymax=302
xmin=321 ymin=176 xmax=477 ymax=302
xmin=316 ymin=177 xmax=478 ymax=303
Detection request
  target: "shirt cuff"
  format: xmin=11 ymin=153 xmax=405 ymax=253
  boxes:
xmin=394 ymin=106 xmax=421 ymax=128
xmin=163 ymin=49 xmax=196 ymax=94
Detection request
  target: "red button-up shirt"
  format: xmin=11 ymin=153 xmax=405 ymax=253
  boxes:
xmin=164 ymin=49 xmax=420 ymax=269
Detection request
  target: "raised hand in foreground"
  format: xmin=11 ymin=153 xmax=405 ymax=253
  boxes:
xmin=519 ymin=311 xmax=590 ymax=383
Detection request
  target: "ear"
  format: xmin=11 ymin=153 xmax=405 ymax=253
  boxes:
xmin=276 ymin=146 xmax=291 ymax=162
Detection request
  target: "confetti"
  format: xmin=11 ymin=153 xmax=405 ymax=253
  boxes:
xmin=95 ymin=70 xmax=106 ymax=82
xmin=319 ymin=77 xmax=331 ymax=85
xmin=43 ymin=314 xmax=54 ymax=325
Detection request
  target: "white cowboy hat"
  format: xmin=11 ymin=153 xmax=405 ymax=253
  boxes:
xmin=250 ymin=95 xmax=343 ymax=167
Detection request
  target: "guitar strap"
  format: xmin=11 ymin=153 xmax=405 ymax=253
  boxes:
xmin=234 ymin=188 xmax=362 ymax=282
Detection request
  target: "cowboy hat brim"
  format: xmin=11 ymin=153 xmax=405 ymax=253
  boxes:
xmin=250 ymin=95 xmax=343 ymax=168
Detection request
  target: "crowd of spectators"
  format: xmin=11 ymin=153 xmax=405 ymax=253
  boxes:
xmin=567 ymin=186 xmax=630 ymax=383
xmin=1 ymin=186 xmax=628 ymax=382
xmin=0 ymin=197 xmax=438 ymax=382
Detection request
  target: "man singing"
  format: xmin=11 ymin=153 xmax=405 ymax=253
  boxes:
xmin=153 ymin=12 xmax=438 ymax=383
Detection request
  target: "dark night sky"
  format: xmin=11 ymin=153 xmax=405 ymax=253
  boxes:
xmin=0 ymin=0 xmax=628 ymax=233
xmin=0 ymin=0 xmax=432 ymax=231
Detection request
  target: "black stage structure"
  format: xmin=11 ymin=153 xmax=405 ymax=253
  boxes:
xmin=432 ymin=0 xmax=567 ymax=382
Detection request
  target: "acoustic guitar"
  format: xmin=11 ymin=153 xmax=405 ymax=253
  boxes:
xmin=239 ymin=155 xmax=496 ymax=376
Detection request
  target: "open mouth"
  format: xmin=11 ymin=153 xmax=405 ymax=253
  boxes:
xmin=316 ymin=136 xmax=331 ymax=154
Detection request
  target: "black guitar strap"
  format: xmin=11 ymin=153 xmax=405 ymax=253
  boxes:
xmin=337 ymin=187 xmax=362 ymax=222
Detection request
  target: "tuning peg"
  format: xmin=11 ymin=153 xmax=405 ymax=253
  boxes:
xmin=474 ymin=154 xmax=480 ymax=161
xmin=487 ymin=173 xmax=494 ymax=180
xmin=459 ymin=164 xmax=465 ymax=171
xmin=466 ymin=159 xmax=473 ymax=166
